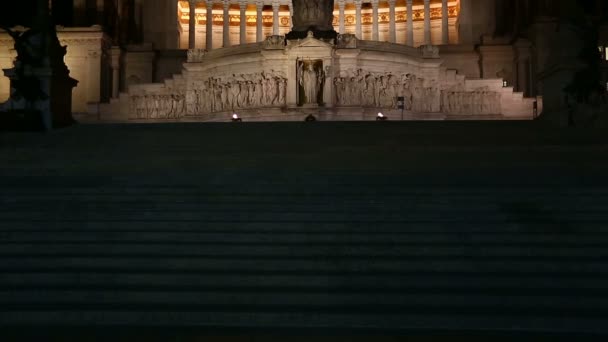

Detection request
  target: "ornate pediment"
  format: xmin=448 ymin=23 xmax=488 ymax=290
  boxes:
xmin=286 ymin=31 xmax=335 ymax=50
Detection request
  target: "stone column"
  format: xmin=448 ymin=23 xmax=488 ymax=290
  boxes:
xmin=74 ymin=0 xmax=86 ymax=26
xmin=354 ymin=0 xmax=362 ymax=39
xmin=96 ymin=0 xmax=104 ymax=24
xmin=515 ymin=40 xmax=532 ymax=96
xmin=338 ymin=0 xmax=346 ymax=34
xmin=110 ymin=47 xmax=121 ymax=99
xmin=388 ymin=0 xmax=396 ymax=43
xmin=256 ymin=1 xmax=264 ymax=42
xmin=442 ymin=0 xmax=449 ymax=44
xmin=424 ymin=0 xmax=431 ymax=45
xmin=188 ymin=0 xmax=197 ymax=49
xmin=165 ymin=0 xmax=180 ymax=49
xmin=457 ymin=0 xmax=473 ymax=44
xmin=239 ymin=1 xmax=247 ymax=44
xmin=406 ymin=0 xmax=413 ymax=46
xmin=288 ymin=1 xmax=293 ymax=28
xmin=87 ymin=50 xmax=101 ymax=104
xmin=206 ymin=1 xmax=214 ymax=50
xmin=371 ymin=0 xmax=379 ymax=41
xmin=222 ymin=0 xmax=230 ymax=47
xmin=272 ymin=1 xmax=280 ymax=35
xmin=133 ymin=0 xmax=144 ymax=42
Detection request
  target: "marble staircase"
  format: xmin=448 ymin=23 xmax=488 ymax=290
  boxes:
xmin=2 ymin=122 xmax=607 ymax=337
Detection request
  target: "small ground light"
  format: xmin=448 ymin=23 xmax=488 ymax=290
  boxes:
xmin=376 ymin=112 xmax=388 ymax=121
xmin=231 ymin=113 xmax=242 ymax=122
xmin=503 ymin=80 xmax=508 ymax=87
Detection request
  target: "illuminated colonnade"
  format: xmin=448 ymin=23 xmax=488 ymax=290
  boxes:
xmin=178 ymin=0 xmax=459 ymax=50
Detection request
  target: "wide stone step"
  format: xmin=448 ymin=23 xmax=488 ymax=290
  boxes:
xmin=2 ymin=221 xmax=607 ymax=233
xmin=0 ymin=243 xmax=606 ymax=258
xmin=1 ymin=208 xmax=606 ymax=221
xmin=2 ymin=231 xmax=607 ymax=244
xmin=2 ymin=198 xmax=608 ymax=210
xmin=1 ymin=290 xmax=606 ymax=311
xmin=3 ymin=272 xmax=607 ymax=291
xmin=1 ymin=257 xmax=606 ymax=273
xmin=1 ymin=310 xmax=606 ymax=333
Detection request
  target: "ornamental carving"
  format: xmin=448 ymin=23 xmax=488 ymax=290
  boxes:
xmin=336 ymin=33 xmax=357 ymax=48
xmin=263 ymin=35 xmax=285 ymax=49
xmin=187 ymin=48 xmax=207 ymax=62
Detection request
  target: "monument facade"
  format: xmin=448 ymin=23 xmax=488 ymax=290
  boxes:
xmin=2 ymin=0 xmax=605 ymax=122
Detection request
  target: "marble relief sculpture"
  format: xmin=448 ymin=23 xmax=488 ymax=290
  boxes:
xmin=333 ymin=69 xmax=501 ymax=115
xmin=129 ymin=70 xmax=288 ymax=119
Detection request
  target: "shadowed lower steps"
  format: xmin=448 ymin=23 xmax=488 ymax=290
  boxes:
xmin=1 ymin=122 xmax=608 ymax=339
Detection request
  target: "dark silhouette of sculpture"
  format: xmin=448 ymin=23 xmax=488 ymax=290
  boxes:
xmin=537 ymin=0 xmax=608 ymax=126
xmin=0 ymin=26 xmax=48 ymax=105
xmin=291 ymin=0 xmax=334 ymax=32
xmin=1 ymin=0 xmax=77 ymax=130
xmin=287 ymin=0 xmax=337 ymax=40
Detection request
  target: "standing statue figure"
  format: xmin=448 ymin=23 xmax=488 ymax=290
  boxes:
xmin=300 ymin=63 xmax=321 ymax=104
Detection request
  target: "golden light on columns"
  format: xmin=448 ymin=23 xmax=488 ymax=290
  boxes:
xmin=176 ymin=0 xmax=459 ymax=49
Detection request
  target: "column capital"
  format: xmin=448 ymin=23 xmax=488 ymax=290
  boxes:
xmin=256 ymin=1 xmax=264 ymax=9
xmin=188 ymin=0 xmax=198 ymax=5
xmin=406 ymin=0 xmax=413 ymax=5
xmin=423 ymin=0 xmax=430 ymax=4
xmin=238 ymin=0 xmax=247 ymax=8
xmin=387 ymin=0 xmax=396 ymax=6
xmin=206 ymin=1 xmax=213 ymax=9
xmin=223 ymin=0 xmax=230 ymax=9
xmin=272 ymin=1 xmax=280 ymax=9
xmin=338 ymin=0 xmax=345 ymax=8
xmin=370 ymin=0 xmax=379 ymax=6
xmin=353 ymin=0 xmax=362 ymax=7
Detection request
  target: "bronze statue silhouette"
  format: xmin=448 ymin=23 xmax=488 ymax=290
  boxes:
xmin=291 ymin=0 xmax=335 ymax=32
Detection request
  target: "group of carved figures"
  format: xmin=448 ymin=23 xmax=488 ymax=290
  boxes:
xmin=128 ymin=68 xmax=504 ymax=120
xmin=130 ymin=93 xmax=186 ymax=120
xmin=186 ymin=71 xmax=287 ymax=115
xmin=129 ymin=70 xmax=287 ymax=119
xmin=442 ymin=88 xmax=502 ymax=115
xmin=334 ymin=69 xmax=502 ymax=115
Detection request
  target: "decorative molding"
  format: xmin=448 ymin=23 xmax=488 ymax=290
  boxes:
xmin=59 ymin=38 xmax=104 ymax=46
xmin=182 ymin=5 xmax=458 ymax=26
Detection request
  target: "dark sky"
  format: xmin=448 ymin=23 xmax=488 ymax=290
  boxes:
xmin=0 ymin=0 xmax=74 ymax=28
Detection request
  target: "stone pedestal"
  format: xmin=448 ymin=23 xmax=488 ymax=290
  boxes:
xmin=4 ymin=64 xmax=78 ymax=130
